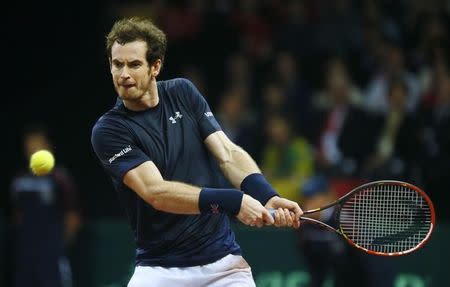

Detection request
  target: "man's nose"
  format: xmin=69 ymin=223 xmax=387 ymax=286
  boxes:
xmin=120 ymin=67 xmax=131 ymax=79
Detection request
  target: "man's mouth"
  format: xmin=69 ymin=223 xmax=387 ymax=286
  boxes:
xmin=121 ymin=84 xmax=135 ymax=89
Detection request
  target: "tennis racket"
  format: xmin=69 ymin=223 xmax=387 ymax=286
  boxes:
xmin=269 ymin=180 xmax=435 ymax=256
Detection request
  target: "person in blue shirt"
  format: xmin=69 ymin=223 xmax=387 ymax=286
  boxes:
xmin=91 ymin=17 xmax=303 ymax=287
xmin=11 ymin=123 xmax=81 ymax=287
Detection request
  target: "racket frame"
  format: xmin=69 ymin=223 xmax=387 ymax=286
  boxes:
xmin=283 ymin=180 xmax=435 ymax=256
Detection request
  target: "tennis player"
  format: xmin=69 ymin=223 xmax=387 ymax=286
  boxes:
xmin=91 ymin=17 xmax=303 ymax=287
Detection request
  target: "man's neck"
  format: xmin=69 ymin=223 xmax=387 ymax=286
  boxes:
xmin=123 ymin=82 xmax=159 ymax=111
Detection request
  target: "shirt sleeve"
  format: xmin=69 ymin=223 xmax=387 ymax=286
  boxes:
xmin=181 ymin=79 xmax=222 ymax=139
xmin=53 ymin=167 xmax=80 ymax=212
xmin=9 ymin=176 xmax=20 ymax=204
xmin=91 ymin=119 xmax=150 ymax=181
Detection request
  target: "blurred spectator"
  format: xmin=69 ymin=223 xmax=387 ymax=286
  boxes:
xmin=225 ymin=52 xmax=254 ymax=93
xmin=9 ymin=123 xmax=82 ymax=287
xmin=311 ymin=57 xmax=373 ymax=177
xmin=412 ymin=14 xmax=449 ymax=95
xmin=363 ymin=77 xmax=422 ymax=181
xmin=261 ymin=81 xmax=287 ymax=116
xmin=357 ymin=1 xmax=385 ymax=86
xmin=419 ymin=53 xmax=450 ymax=108
xmin=272 ymin=51 xmax=312 ymax=137
xmin=180 ymin=64 xmax=208 ymax=96
xmin=216 ymin=86 xmax=260 ymax=158
xmin=419 ymin=68 xmax=450 ymax=219
xmin=364 ymin=40 xmax=421 ymax=114
xmin=261 ymin=115 xmax=314 ymax=202
xmin=297 ymin=175 xmax=369 ymax=287
xmin=313 ymin=56 xmax=363 ymax=110
xmin=274 ymin=51 xmax=309 ymax=104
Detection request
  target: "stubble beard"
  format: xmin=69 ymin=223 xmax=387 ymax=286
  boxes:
xmin=116 ymin=84 xmax=141 ymax=102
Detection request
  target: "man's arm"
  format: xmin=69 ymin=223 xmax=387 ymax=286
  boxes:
xmin=123 ymin=160 xmax=273 ymax=226
xmin=204 ymin=131 xmax=260 ymax=187
xmin=54 ymin=168 xmax=82 ymax=245
xmin=205 ymin=131 xmax=303 ymax=227
xmin=123 ymin=161 xmax=202 ymax=214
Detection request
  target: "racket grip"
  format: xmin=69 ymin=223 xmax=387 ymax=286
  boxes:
xmin=268 ymin=208 xmax=276 ymax=218
xmin=268 ymin=208 xmax=302 ymax=219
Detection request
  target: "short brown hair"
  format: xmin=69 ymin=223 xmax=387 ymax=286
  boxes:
xmin=106 ymin=17 xmax=167 ymax=66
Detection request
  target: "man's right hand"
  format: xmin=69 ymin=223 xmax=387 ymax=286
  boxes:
xmin=236 ymin=194 xmax=274 ymax=227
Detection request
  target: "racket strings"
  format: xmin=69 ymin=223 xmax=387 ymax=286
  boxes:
xmin=339 ymin=184 xmax=432 ymax=254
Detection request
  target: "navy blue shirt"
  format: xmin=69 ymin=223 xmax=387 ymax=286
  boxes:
xmin=91 ymin=78 xmax=241 ymax=267
xmin=10 ymin=167 xmax=78 ymax=254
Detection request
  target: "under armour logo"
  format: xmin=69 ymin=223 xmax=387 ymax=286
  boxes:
xmin=169 ymin=111 xmax=183 ymax=124
xmin=210 ymin=203 xmax=220 ymax=214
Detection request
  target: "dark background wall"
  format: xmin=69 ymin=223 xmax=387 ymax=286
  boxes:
xmin=4 ymin=0 xmax=120 ymax=217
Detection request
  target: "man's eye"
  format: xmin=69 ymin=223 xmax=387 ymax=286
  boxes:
xmin=130 ymin=62 xmax=141 ymax=68
xmin=115 ymin=63 xmax=124 ymax=68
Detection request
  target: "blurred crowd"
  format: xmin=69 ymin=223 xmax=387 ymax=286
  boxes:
xmin=110 ymin=0 xmax=450 ymax=219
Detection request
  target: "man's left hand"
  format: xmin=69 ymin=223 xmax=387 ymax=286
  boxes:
xmin=265 ymin=196 xmax=303 ymax=228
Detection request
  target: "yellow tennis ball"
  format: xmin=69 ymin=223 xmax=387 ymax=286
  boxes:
xmin=29 ymin=149 xmax=55 ymax=176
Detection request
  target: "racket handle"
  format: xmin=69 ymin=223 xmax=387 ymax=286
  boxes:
xmin=268 ymin=208 xmax=305 ymax=220
xmin=268 ymin=208 xmax=276 ymax=218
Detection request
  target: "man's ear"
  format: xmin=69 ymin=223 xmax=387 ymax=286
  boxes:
xmin=150 ymin=59 xmax=162 ymax=77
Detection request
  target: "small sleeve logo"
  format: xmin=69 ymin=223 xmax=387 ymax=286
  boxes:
xmin=210 ymin=203 xmax=220 ymax=214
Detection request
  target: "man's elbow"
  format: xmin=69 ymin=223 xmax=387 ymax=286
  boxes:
xmin=142 ymin=182 xmax=168 ymax=211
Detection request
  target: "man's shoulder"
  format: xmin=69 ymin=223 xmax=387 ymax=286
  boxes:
xmin=94 ymin=100 xmax=127 ymax=125
xmin=158 ymin=77 xmax=195 ymax=93
xmin=91 ymin=108 xmax=127 ymax=138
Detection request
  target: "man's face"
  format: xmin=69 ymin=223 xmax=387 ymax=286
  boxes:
xmin=24 ymin=133 xmax=50 ymax=159
xmin=110 ymin=40 xmax=152 ymax=101
xmin=389 ymin=84 xmax=407 ymax=111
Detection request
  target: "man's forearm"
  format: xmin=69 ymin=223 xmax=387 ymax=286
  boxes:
xmin=203 ymin=131 xmax=277 ymax=205
xmin=143 ymin=181 xmax=243 ymax=216
xmin=123 ymin=160 xmax=244 ymax=216
xmin=218 ymin=144 xmax=279 ymax=205
xmin=218 ymin=144 xmax=261 ymax=188
xmin=143 ymin=181 xmax=202 ymax=214
xmin=64 ymin=211 xmax=81 ymax=245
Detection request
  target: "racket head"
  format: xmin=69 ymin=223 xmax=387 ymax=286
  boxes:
xmin=337 ymin=180 xmax=435 ymax=256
